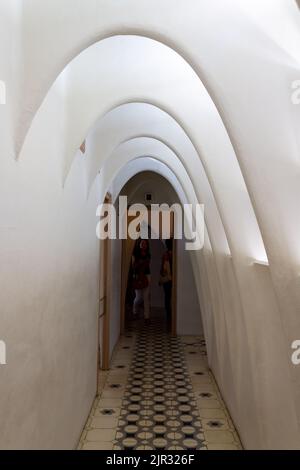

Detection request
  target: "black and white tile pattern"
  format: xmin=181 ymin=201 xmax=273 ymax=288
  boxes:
xmin=114 ymin=318 xmax=206 ymax=450
xmin=78 ymin=312 xmax=242 ymax=451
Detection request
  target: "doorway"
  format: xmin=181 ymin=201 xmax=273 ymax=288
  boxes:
xmin=98 ymin=202 xmax=177 ymax=383
xmin=120 ymin=222 xmax=177 ymax=335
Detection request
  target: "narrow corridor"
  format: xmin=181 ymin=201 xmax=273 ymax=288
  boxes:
xmin=78 ymin=311 xmax=242 ymax=450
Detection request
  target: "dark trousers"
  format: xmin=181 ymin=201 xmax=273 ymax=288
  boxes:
xmin=163 ymin=281 xmax=172 ymax=322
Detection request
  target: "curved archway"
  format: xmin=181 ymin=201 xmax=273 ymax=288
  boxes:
xmin=21 ymin=37 xmax=272 ymax=336
xmin=15 ymin=5 xmax=300 ymax=309
xmin=85 ymin=100 xmax=265 ymax=260
xmin=20 ymin=35 xmax=268 ymax=291
xmin=17 ymin=28 xmax=296 ymax=440
xmin=15 ymin=4 xmax=299 ymax=346
xmin=2 ymin=3 xmax=300 ymax=449
xmin=103 ymin=157 xmax=224 ymax=370
xmin=97 ymin=139 xmax=261 ymax=439
xmin=95 ymin=134 xmax=298 ymax=446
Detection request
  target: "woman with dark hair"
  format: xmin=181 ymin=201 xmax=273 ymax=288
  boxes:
xmin=132 ymin=239 xmax=151 ymax=323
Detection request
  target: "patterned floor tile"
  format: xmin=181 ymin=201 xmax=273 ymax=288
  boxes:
xmin=114 ymin=317 xmax=207 ymax=450
xmin=78 ymin=311 xmax=242 ymax=450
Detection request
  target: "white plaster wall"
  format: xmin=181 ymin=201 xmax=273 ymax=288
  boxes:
xmin=99 ymin=136 xmax=299 ymax=448
xmin=12 ymin=5 xmax=300 ymax=384
xmin=1 ymin=0 xmax=300 ymax=450
xmin=22 ymin=32 xmax=294 ymax=448
xmin=0 ymin=86 xmax=100 ymax=448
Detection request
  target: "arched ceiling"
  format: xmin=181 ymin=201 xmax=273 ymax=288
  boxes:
xmin=1 ymin=1 xmax=300 ymax=448
xmin=4 ymin=2 xmax=300 ymax=277
xmin=84 ymin=100 xmax=266 ymax=262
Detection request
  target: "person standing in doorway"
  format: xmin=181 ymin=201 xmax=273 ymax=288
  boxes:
xmin=159 ymin=239 xmax=173 ymax=329
xmin=132 ymin=239 xmax=151 ymax=323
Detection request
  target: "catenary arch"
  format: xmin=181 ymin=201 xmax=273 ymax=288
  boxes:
xmin=101 ymin=152 xmax=239 ymax=381
xmin=22 ymin=35 xmax=276 ymax=365
xmin=86 ymin=101 xmax=239 ymax=354
xmin=22 ymin=36 xmax=267 ymax=270
xmin=93 ymin=132 xmax=297 ymax=447
xmin=86 ymin=101 xmax=288 ymax=427
xmin=95 ymin=129 xmax=252 ymax=387
xmin=103 ymin=156 xmax=213 ymax=323
xmin=108 ymin=159 xmax=223 ymax=385
xmin=87 ymin=103 xmax=231 ymax=257
xmin=16 ymin=1 xmax=300 ymax=166
xmin=16 ymin=26 xmax=299 ymax=446
xmin=14 ymin=3 xmax=300 ymax=296
xmin=119 ymin=168 xmax=231 ymax=331
xmin=20 ymin=36 xmax=271 ymax=328
xmin=14 ymin=8 xmax=300 ymax=374
xmin=14 ymin=5 xmax=300 ymax=387
xmin=2 ymin=1 xmax=300 ymax=449
xmin=96 ymin=138 xmax=262 ymax=440
xmin=116 ymin=168 xmax=215 ymax=343
xmin=15 ymin=2 xmax=300 ymax=264
xmin=114 ymin=163 xmax=233 ymax=375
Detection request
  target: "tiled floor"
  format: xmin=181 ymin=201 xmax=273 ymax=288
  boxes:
xmin=78 ymin=313 xmax=242 ymax=450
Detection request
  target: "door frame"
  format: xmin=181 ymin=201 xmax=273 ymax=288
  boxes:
xmin=97 ymin=193 xmax=112 ymax=384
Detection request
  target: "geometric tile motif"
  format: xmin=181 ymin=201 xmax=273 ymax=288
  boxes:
xmin=115 ymin=318 xmax=207 ymax=450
